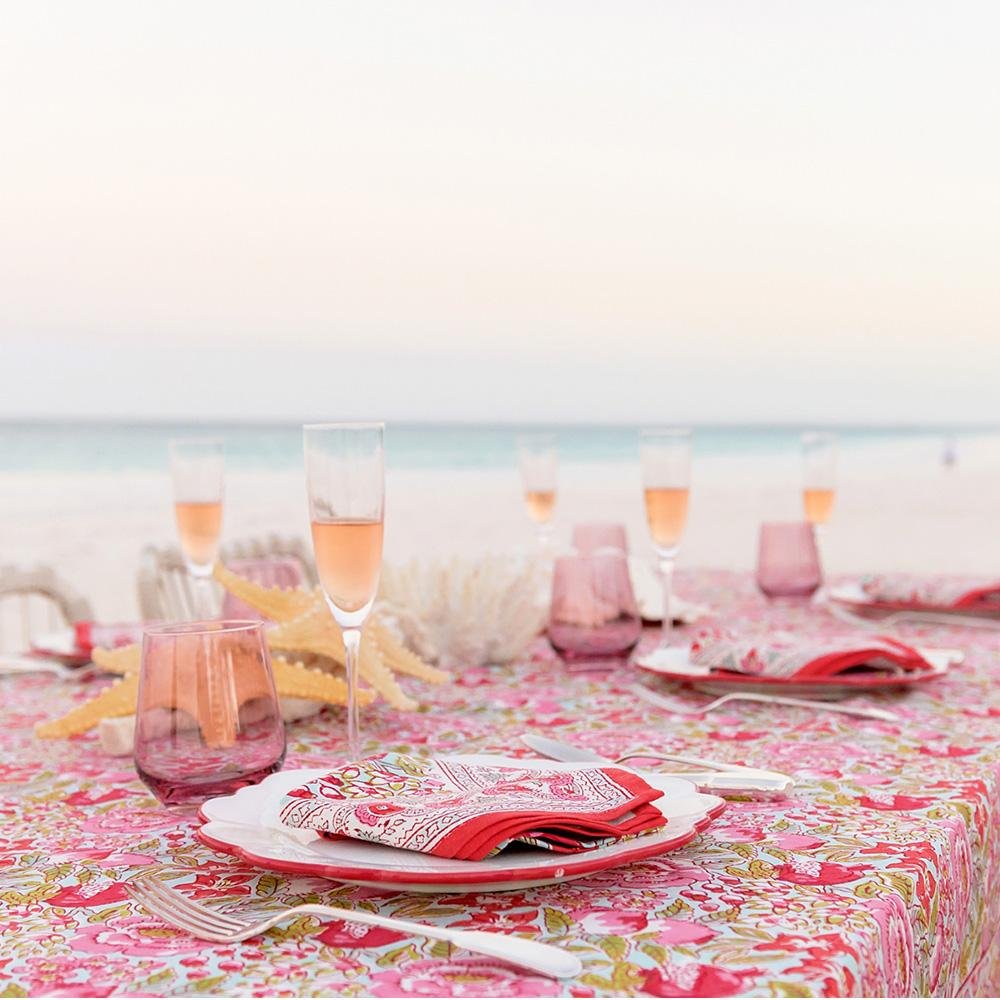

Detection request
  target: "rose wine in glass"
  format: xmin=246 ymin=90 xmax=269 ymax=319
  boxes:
xmin=304 ymin=423 xmax=384 ymax=761
xmin=518 ymin=434 xmax=558 ymax=547
xmin=802 ymin=432 xmax=837 ymax=531
xmin=169 ymin=438 xmax=224 ymax=616
xmin=640 ymin=428 xmax=691 ymax=648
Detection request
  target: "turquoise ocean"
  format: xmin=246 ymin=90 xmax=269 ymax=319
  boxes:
xmin=0 ymin=421 xmax=985 ymax=473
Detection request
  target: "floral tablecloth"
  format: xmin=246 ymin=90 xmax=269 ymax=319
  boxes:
xmin=1 ymin=571 xmax=998 ymax=998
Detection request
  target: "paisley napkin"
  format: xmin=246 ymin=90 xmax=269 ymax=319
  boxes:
xmin=690 ymin=629 xmax=931 ymax=680
xmin=860 ymin=574 xmax=1000 ymax=611
xmin=278 ymin=753 xmax=665 ymax=860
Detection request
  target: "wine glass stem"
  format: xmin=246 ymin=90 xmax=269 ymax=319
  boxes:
xmin=659 ymin=556 xmax=675 ymax=648
xmin=343 ymin=627 xmax=362 ymax=761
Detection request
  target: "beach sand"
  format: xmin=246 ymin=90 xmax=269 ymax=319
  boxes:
xmin=4 ymin=434 xmax=998 ymax=620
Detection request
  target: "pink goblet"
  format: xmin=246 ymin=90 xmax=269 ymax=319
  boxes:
xmin=756 ymin=522 xmax=823 ymax=598
xmin=548 ymin=552 xmax=641 ymax=664
xmin=135 ymin=620 xmax=286 ymax=807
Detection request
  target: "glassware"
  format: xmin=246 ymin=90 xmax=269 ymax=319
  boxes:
xmin=134 ymin=620 xmax=286 ymax=807
xmin=304 ymin=422 xmax=384 ymax=761
xmin=801 ymin=431 xmax=837 ymax=529
xmin=169 ymin=438 xmax=224 ymax=616
xmin=756 ymin=522 xmax=822 ymax=598
xmin=547 ymin=552 xmax=641 ymax=665
xmin=518 ymin=433 xmax=558 ymax=546
xmin=640 ymin=428 xmax=691 ymax=648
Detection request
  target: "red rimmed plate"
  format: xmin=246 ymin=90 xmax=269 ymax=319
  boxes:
xmin=30 ymin=629 xmax=91 ymax=667
xmin=197 ymin=759 xmax=725 ymax=893
xmin=828 ymin=582 xmax=1000 ymax=622
xmin=636 ymin=645 xmax=955 ymax=698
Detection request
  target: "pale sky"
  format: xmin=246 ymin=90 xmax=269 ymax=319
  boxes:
xmin=1 ymin=1 xmax=998 ymax=424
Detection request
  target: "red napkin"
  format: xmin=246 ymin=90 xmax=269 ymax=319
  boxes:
xmin=278 ymin=753 xmax=666 ymax=861
xmin=860 ymin=574 xmax=1000 ymax=611
xmin=690 ymin=629 xmax=931 ymax=680
xmin=72 ymin=621 xmax=150 ymax=654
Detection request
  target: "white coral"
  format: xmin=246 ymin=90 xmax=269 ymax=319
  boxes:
xmin=378 ymin=555 xmax=547 ymax=667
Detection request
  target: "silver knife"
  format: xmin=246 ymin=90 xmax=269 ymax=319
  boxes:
xmin=520 ymin=734 xmax=795 ymax=796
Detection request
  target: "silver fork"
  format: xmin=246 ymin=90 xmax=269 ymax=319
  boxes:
xmin=630 ymin=683 xmax=900 ymax=722
xmin=126 ymin=876 xmax=581 ymax=980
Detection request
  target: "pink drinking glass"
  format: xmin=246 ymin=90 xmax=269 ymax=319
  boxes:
xmin=572 ymin=522 xmax=628 ymax=556
xmin=548 ymin=552 xmax=641 ymax=664
xmin=135 ymin=620 xmax=286 ymax=807
xmin=756 ymin=522 xmax=823 ymax=598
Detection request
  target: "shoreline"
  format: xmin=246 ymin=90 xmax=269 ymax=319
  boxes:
xmin=3 ymin=434 xmax=998 ymax=619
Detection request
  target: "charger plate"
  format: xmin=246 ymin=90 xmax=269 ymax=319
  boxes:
xmin=197 ymin=758 xmax=724 ymax=893
xmin=636 ymin=645 xmax=954 ymax=698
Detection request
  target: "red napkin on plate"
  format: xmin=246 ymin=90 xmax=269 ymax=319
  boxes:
xmin=860 ymin=574 xmax=1000 ymax=611
xmin=690 ymin=629 xmax=931 ymax=680
xmin=278 ymin=753 xmax=666 ymax=860
xmin=73 ymin=621 xmax=150 ymax=654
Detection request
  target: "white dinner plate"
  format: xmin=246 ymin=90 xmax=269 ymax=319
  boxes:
xmin=827 ymin=582 xmax=1000 ymax=621
xmin=636 ymin=645 xmax=954 ymax=698
xmin=30 ymin=628 xmax=90 ymax=666
xmin=198 ymin=759 xmax=725 ymax=893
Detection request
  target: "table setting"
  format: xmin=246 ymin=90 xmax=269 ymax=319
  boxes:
xmin=1 ymin=425 xmax=999 ymax=998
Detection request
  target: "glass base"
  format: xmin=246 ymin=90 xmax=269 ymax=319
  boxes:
xmin=137 ymin=753 xmax=285 ymax=807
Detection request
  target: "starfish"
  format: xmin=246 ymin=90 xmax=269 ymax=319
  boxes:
xmin=35 ymin=562 xmax=450 ymax=742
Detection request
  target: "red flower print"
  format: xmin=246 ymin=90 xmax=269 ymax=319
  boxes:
xmin=316 ymin=919 xmax=409 ymax=949
xmin=774 ymin=860 xmax=867 ymax=885
xmin=642 ymin=962 xmax=763 ymax=997
xmin=46 ymin=883 xmax=132 ymax=908
xmin=857 ymin=793 xmax=933 ymax=811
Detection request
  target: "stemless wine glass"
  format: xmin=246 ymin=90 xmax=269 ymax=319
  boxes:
xmin=304 ymin=422 xmax=384 ymax=761
xmin=640 ymin=428 xmax=692 ymax=648
xmin=518 ymin=433 xmax=558 ymax=546
xmin=135 ymin=620 xmax=286 ymax=807
xmin=548 ymin=552 xmax=641 ymax=667
xmin=801 ymin=431 xmax=837 ymax=530
xmin=756 ymin=522 xmax=822 ymax=598
xmin=169 ymin=438 xmax=224 ymax=615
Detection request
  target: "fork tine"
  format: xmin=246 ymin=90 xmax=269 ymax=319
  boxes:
xmin=126 ymin=881 xmax=215 ymax=937
xmin=129 ymin=883 xmax=237 ymax=941
xmin=130 ymin=878 xmax=244 ymax=937
xmin=135 ymin=877 xmax=246 ymax=933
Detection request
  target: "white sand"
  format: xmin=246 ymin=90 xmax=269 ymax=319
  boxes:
xmin=3 ymin=434 xmax=999 ymax=620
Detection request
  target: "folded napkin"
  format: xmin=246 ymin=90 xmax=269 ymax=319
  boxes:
xmin=860 ymin=574 xmax=1000 ymax=611
xmin=690 ymin=629 xmax=931 ymax=680
xmin=278 ymin=753 xmax=665 ymax=860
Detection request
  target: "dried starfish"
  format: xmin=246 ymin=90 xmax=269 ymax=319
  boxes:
xmin=36 ymin=563 xmax=446 ymax=741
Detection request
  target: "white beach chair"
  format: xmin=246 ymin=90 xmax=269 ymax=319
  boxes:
xmin=136 ymin=534 xmax=317 ymax=621
xmin=0 ymin=565 xmax=94 ymax=654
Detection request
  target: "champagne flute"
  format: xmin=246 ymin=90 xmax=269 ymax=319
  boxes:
xmin=169 ymin=438 xmax=224 ymax=616
xmin=304 ymin=422 xmax=384 ymax=761
xmin=518 ymin=433 xmax=558 ymax=546
xmin=801 ymin=432 xmax=837 ymax=531
xmin=640 ymin=428 xmax=691 ymax=648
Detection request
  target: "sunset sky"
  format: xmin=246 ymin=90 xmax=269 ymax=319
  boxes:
xmin=2 ymin=2 xmax=998 ymax=424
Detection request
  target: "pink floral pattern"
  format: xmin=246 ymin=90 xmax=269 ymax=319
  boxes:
xmin=0 ymin=570 xmax=998 ymax=997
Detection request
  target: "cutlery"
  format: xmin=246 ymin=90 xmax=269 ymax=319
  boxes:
xmin=0 ymin=656 xmax=98 ymax=682
xmin=826 ymin=602 xmax=1000 ymax=631
xmin=520 ymin=734 xmax=795 ymax=796
xmin=630 ymin=683 xmax=900 ymax=722
xmin=126 ymin=876 xmax=582 ymax=980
